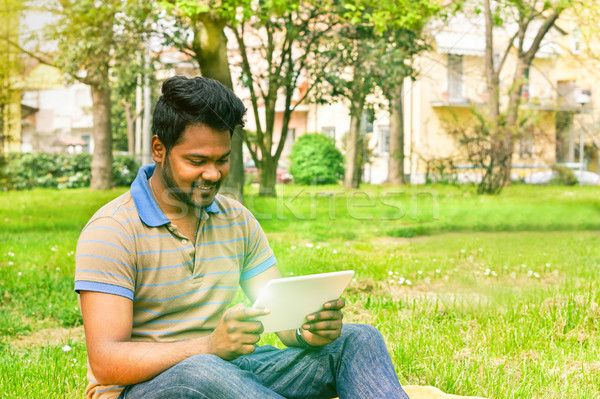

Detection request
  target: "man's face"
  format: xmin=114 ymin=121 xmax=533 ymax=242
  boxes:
xmin=160 ymin=124 xmax=231 ymax=210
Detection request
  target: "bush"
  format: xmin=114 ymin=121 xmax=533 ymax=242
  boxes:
xmin=289 ymin=134 xmax=344 ymax=185
xmin=1 ymin=153 xmax=139 ymax=190
xmin=551 ymin=166 xmax=578 ymax=186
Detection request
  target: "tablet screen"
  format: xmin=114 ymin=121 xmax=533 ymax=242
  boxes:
xmin=252 ymin=270 xmax=355 ymax=333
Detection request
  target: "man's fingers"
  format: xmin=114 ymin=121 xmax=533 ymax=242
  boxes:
xmin=226 ymin=320 xmax=264 ymax=334
xmin=225 ymin=305 xmax=270 ymax=322
xmin=303 ymin=319 xmax=343 ymax=331
xmin=306 ymin=309 xmax=343 ymax=322
xmin=323 ymin=298 xmax=345 ymax=310
xmin=305 ymin=329 xmax=340 ymax=340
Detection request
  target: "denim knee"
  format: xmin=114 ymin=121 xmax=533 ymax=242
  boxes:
xmin=170 ymin=354 xmax=230 ymax=389
xmin=340 ymin=323 xmax=386 ymax=350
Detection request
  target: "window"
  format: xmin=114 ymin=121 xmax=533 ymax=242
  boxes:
xmin=522 ymin=67 xmax=530 ymax=100
xmin=321 ymin=126 xmax=335 ymax=139
xmin=285 ymin=128 xmax=295 ymax=149
xmin=82 ymin=135 xmax=91 ymax=154
xmin=447 ymin=54 xmax=463 ymax=101
xmin=571 ymin=27 xmax=581 ymax=55
xmin=518 ymin=133 xmax=535 ymax=159
xmin=379 ymin=125 xmax=390 ymax=154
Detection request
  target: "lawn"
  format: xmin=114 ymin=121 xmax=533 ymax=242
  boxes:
xmin=1 ymin=184 xmax=599 ymax=398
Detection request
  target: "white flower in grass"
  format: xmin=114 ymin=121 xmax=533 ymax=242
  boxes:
xmin=435 ymin=269 xmax=441 ymax=274
xmin=527 ymin=270 xmax=534 ymax=277
xmin=390 ymin=254 xmax=395 ymax=257
xmin=414 ymin=260 xmax=419 ymax=263
xmin=433 ymin=258 xmax=437 ymax=262
xmin=51 ymin=246 xmax=58 ymax=252
xmin=491 ymin=271 xmax=498 ymax=277
xmin=545 ymin=263 xmax=551 ymax=267
xmin=62 ymin=345 xmax=72 ymax=352
xmin=332 ymin=250 xmax=337 ymax=254
xmin=67 ymin=251 xmax=74 ymax=256
xmin=533 ymin=272 xmax=540 ymax=278
xmin=460 ymin=249 xmax=466 ymax=254
xmin=521 ymin=264 xmax=527 ymax=268
xmin=405 ymin=280 xmax=412 ymax=286
xmin=291 ymin=245 xmax=296 ymax=250
xmin=8 ymin=261 xmax=13 ymax=266
xmin=56 ymin=267 xmax=61 ymax=271
xmin=7 ymin=252 xmax=14 ymax=257
xmin=17 ymin=271 xmax=21 ymax=276
xmin=305 ymin=243 xmax=314 ymax=248
xmin=72 ymin=358 xmax=77 ymax=363
xmin=316 ymin=245 xmax=321 ymax=249
xmin=352 ymin=278 xmax=356 ymax=282
xmin=290 ymin=272 xmax=294 ymax=276
xmin=478 ymin=248 xmax=483 ymax=252
xmin=484 ymin=269 xmax=490 ymax=276
xmin=398 ymin=277 xmax=405 ymax=284
xmin=417 ymin=270 xmax=423 ymax=275
xmin=388 ymin=271 xmax=394 ymax=276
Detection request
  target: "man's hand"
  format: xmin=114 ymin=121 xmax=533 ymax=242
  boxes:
xmin=207 ymin=304 xmax=269 ymax=360
xmin=299 ymin=298 xmax=345 ymax=347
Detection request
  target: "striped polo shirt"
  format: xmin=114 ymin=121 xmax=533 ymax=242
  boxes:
xmin=74 ymin=164 xmax=276 ymax=399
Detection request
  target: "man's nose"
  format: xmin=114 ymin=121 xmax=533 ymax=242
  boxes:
xmin=202 ymin=164 xmax=221 ymax=182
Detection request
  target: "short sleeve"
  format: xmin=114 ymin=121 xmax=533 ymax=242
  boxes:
xmin=241 ymin=212 xmax=276 ymax=280
xmin=74 ymin=217 xmax=137 ymax=300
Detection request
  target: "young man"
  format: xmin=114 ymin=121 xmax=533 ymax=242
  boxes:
xmin=75 ymin=76 xmax=408 ymax=399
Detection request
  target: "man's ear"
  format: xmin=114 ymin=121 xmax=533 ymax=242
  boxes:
xmin=151 ymin=135 xmax=166 ymax=163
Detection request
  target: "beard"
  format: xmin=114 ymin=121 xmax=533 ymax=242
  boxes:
xmin=161 ymin=155 xmax=221 ymax=210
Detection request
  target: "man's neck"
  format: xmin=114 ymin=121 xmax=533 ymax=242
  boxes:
xmin=148 ymin=173 xmax=201 ymax=223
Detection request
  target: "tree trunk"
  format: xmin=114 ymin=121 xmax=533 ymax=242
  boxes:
xmin=484 ymin=0 xmax=500 ymax=122
xmin=345 ymin=99 xmax=364 ymax=190
xmin=122 ymin=100 xmax=135 ymax=155
xmin=258 ymin=157 xmax=276 ymax=197
xmin=90 ymin=84 xmax=113 ymax=190
xmin=192 ymin=14 xmax=244 ymax=203
xmin=387 ymin=86 xmax=405 ymax=185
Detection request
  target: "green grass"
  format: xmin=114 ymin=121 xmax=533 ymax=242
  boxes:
xmin=1 ymin=184 xmax=600 ymax=398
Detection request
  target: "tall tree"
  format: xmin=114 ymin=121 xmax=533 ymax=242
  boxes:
xmin=230 ymin=1 xmax=337 ymax=196
xmin=323 ymin=0 xmax=440 ymax=189
xmin=16 ymin=0 xmax=153 ymax=189
xmin=377 ymin=29 xmax=430 ymax=185
xmin=0 ymin=0 xmax=23 ymax=161
xmin=478 ymin=0 xmax=569 ymax=193
xmin=161 ymin=1 xmax=245 ymax=201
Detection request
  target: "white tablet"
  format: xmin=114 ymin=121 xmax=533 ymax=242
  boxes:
xmin=252 ymin=270 xmax=355 ymax=334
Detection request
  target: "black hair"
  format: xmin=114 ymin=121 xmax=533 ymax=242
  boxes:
xmin=152 ymin=76 xmax=246 ymax=153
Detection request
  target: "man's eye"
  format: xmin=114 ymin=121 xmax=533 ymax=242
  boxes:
xmin=218 ymin=158 xmax=230 ymax=164
xmin=190 ymin=160 xmax=205 ymax=166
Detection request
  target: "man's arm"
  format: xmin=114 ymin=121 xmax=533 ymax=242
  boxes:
xmin=239 ymin=266 xmax=345 ymax=348
xmin=80 ymin=290 xmax=268 ymax=386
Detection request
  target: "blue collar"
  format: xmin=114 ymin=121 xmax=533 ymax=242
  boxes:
xmin=130 ymin=164 xmax=220 ymax=227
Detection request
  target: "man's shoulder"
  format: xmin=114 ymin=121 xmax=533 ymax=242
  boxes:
xmin=84 ymin=191 xmax=137 ymax=228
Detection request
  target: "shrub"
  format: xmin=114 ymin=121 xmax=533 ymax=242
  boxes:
xmin=1 ymin=153 xmax=139 ymax=190
xmin=551 ymin=166 xmax=577 ymax=186
xmin=289 ymin=134 xmax=344 ymax=185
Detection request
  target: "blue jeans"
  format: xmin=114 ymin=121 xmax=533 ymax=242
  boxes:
xmin=119 ymin=324 xmax=409 ymax=399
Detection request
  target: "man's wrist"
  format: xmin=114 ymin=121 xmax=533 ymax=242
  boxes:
xmin=296 ymin=328 xmax=316 ymax=349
